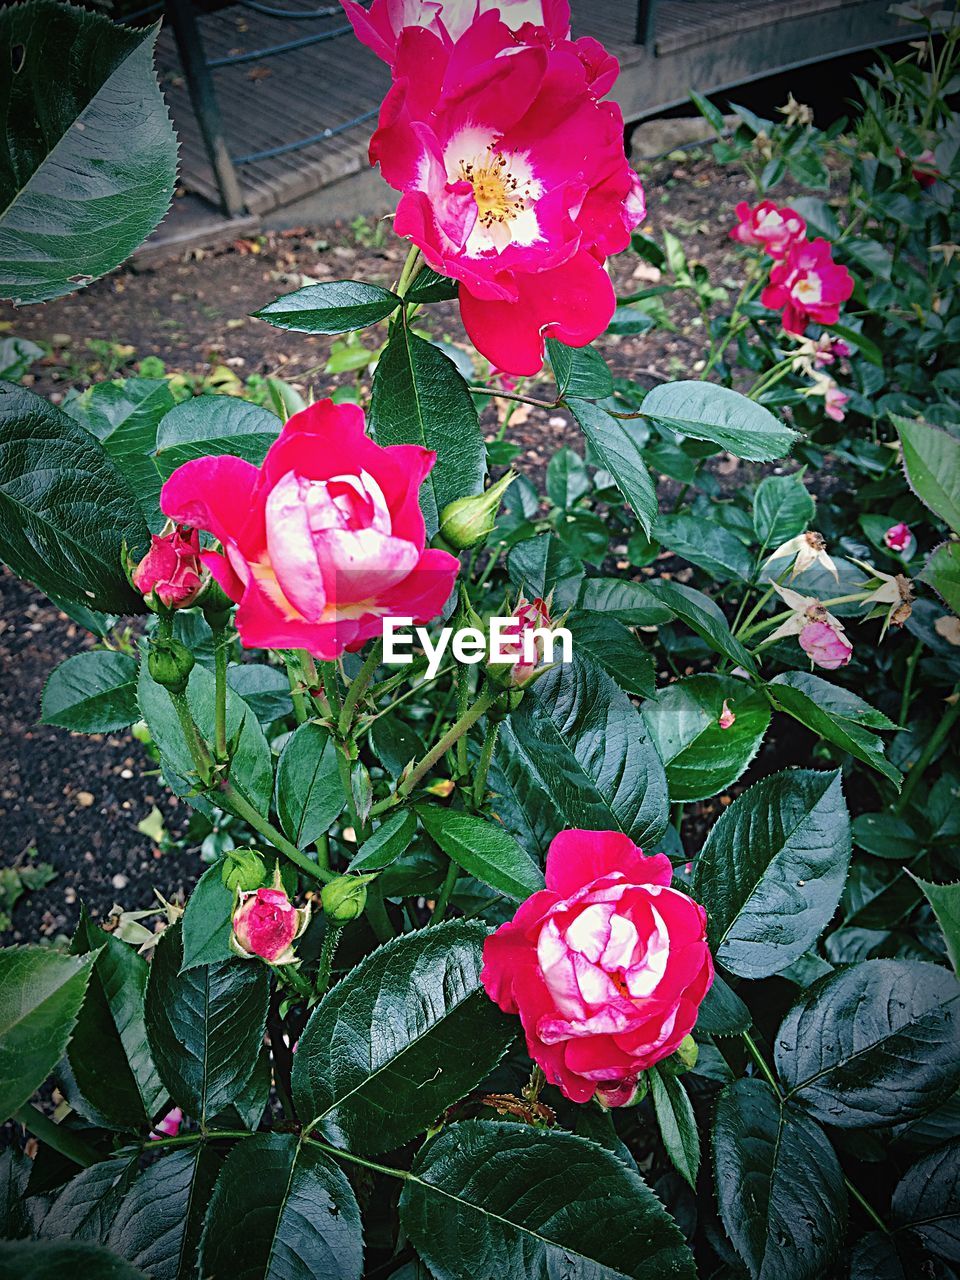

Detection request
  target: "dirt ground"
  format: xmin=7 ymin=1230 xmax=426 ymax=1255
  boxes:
xmin=0 ymin=152 xmax=821 ymax=940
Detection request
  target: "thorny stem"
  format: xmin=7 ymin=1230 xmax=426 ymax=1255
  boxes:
xmin=339 ymin=640 xmax=383 ymax=737
xmin=213 ymin=624 xmax=230 ymax=761
xmin=315 ymin=923 xmax=344 ymax=996
xmin=472 ymin=720 xmax=500 ymax=807
xmin=399 ymin=685 xmax=501 ymax=797
xmin=220 ymin=781 xmax=334 ymax=883
xmin=168 ymin=688 xmax=214 ymax=788
xmin=285 ymin=655 xmax=310 ymax=724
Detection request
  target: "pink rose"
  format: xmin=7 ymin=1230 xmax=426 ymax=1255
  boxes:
xmin=132 ymin=523 xmax=203 ymax=609
xmin=481 ymin=829 xmax=714 ymax=1105
xmin=729 ymin=200 xmax=806 ymax=259
xmin=341 ymin=0 xmax=571 ymax=64
xmin=150 ymin=1106 xmax=183 ymax=1139
xmin=718 ymin=699 xmax=736 ymax=730
xmin=824 ymin=384 xmax=850 ymax=422
xmin=799 ymin=618 xmax=853 ymax=670
xmin=813 ymin=334 xmax=850 ymax=367
xmin=496 ymin=594 xmax=554 ymax=685
xmin=159 ymin=400 xmax=460 ymax=659
xmin=231 ymin=886 xmax=310 ymax=965
xmin=884 ymin=521 xmax=912 ymax=554
xmin=761 ymin=238 xmax=854 ymax=334
xmin=367 ymin=15 xmax=644 ymax=374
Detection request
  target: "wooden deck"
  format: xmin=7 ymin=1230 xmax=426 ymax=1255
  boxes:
xmin=152 ymin=0 xmax=917 ymax=227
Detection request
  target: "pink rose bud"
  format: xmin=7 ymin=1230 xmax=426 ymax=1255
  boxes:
xmin=481 ymin=829 xmax=714 ymax=1106
xmin=150 ymin=1106 xmax=183 ymax=1139
xmin=799 ymin=618 xmax=853 ymax=670
xmin=884 ymin=522 xmax=912 ymax=553
xmin=491 ymin=595 xmax=555 ymax=687
xmin=718 ymin=699 xmax=736 ymax=730
xmin=231 ymin=886 xmax=310 ymax=965
xmin=132 ymin=522 xmax=204 ymax=610
xmin=729 ymin=200 xmax=806 ymax=258
xmin=160 ymin=401 xmax=460 ymax=660
xmin=824 ymin=384 xmax=850 ymax=422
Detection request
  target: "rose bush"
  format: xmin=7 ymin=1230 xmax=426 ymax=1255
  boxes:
xmin=1 ymin=3 xmax=959 ymax=1280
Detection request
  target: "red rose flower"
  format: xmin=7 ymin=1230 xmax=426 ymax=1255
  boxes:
xmin=761 ymin=238 xmax=854 ymax=334
xmin=159 ymin=400 xmax=460 ymax=659
xmin=481 ymin=829 xmax=714 ymax=1106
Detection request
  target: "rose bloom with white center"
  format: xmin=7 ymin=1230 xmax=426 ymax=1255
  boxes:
xmin=365 ymin=8 xmax=644 ymax=374
xmin=158 ymin=400 xmax=460 ymax=658
xmin=481 ymin=829 xmax=714 ymax=1106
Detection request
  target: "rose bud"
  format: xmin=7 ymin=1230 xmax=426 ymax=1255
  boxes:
xmin=320 ymin=874 xmax=376 ymax=923
xmin=489 ymin=594 xmax=557 ymax=688
xmin=798 ymin=617 xmax=853 ymax=670
xmin=132 ymin=521 xmax=204 ymax=610
xmin=147 ymin=635 xmax=195 ymax=694
xmin=221 ymin=847 xmax=267 ymax=893
xmin=884 ymin=522 xmax=912 ymax=554
xmin=718 ymin=700 xmax=736 ymax=730
xmin=481 ymin=829 xmax=714 ymax=1106
xmin=438 ymin=471 xmax=516 ymax=551
xmin=231 ymin=885 xmax=310 ymax=965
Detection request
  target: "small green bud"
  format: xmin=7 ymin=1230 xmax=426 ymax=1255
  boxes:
xmin=321 ymin=874 xmax=375 ymax=923
xmin=147 ymin=636 xmax=195 ymax=693
xmin=221 ymin=848 xmax=267 ymax=893
xmin=438 ymin=471 xmax=516 ymax=550
xmin=198 ymin=577 xmax=234 ymax=629
xmin=676 ymin=1035 xmax=699 ymax=1071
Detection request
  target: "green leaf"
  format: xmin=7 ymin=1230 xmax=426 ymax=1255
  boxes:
xmin=417 ymin=807 xmax=544 ymax=899
xmin=921 ymin=540 xmax=960 ymax=613
xmin=768 ymin=671 xmax=902 ymax=786
xmin=0 ymin=336 xmax=43 ymax=382
xmin=406 ymin=267 xmax=458 ymax=303
xmin=564 ymin=609 xmax=656 ymax=698
xmin=399 ymin=1119 xmax=696 ymax=1280
xmin=578 ymin=577 xmax=674 ymax=625
xmin=0 ymin=945 xmax=99 ymax=1123
xmin=369 ymin=327 xmax=485 ymax=536
xmin=568 ymin=398 xmax=658 ymax=536
xmin=852 ymin=813 xmax=922 ymax=859
xmin=753 ymin=473 xmax=815 ymax=548
xmin=0 ymin=384 xmax=148 ymax=612
xmin=41 ymin=651 xmax=139 ymax=734
xmin=154 ymin=396 xmax=279 ymax=481
xmin=507 ymin=533 xmax=584 ymax=608
xmin=0 ymin=1240 xmax=148 ymax=1280
xmin=693 ymin=769 xmax=851 ymax=978
xmin=255 ymin=280 xmax=401 ymax=333
xmin=775 ymin=959 xmax=960 ymax=1127
xmin=655 ymin=514 xmax=754 ymax=580
xmin=649 ymin=1068 xmax=700 ymax=1187
xmin=547 ymin=340 xmax=614 ymax=399
xmin=38 ymin=1152 xmax=139 ymax=1243
xmin=275 ymin=722 xmax=344 ymax=849
xmin=292 ymin=920 xmax=514 ymax=1156
xmin=644 ymin=580 xmax=759 ymax=674
xmin=0 ymin=1146 xmax=30 ymax=1239
xmin=347 ymin=810 xmax=417 ymax=871
xmin=848 ymin=1232 xmax=908 ymax=1280
xmin=910 ymin=875 xmax=960 ymax=976
xmin=894 ymin=414 xmax=960 ymax=533
xmin=144 ymin=923 xmax=268 ymax=1125
xmin=105 ymin=1147 xmax=222 ymax=1280
xmin=892 ymin=1141 xmax=960 ymax=1263
xmin=137 ymin=652 xmax=273 ymax=819
xmin=712 ymin=1078 xmax=846 ymax=1280
xmin=695 ymin=972 xmax=751 ymax=1037
xmin=181 ymin=862 xmax=236 ymax=972
xmin=641 ymin=381 xmax=798 ymax=461
xmin=63 ymin=379 xmax=174 ymax=531
xmin=225 ymin=663 xmax=293 ymax=726
xmin=642 ymin=674 xmax=770 ymax=802
xmin=63 ymin=910 xmax=165 ymax=1130
xmin=368 ymin=715 xmax=424 ymax=779
xmin=545 ymin=447 xmax=591 ymax=510
xmin=507 ymin=652 xmax=669 ymax=849
xmin=689 ymin=88 xmax=726 ymax=133
xmin=198 ymin=1132 xmax=363 ymax=1280
xmin=0 ymin=4 xmax=176 ymax=304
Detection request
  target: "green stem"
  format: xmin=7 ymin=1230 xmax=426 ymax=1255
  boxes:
xmin=336 ymin=746 xmax=366 ymax=843
xmin=472 ymin=720 xmax=500 ymax=807
xmin=213 ymin=626 xmax=229 ymax=761
xmin=220 ymin=781 xmax=334 ymax=882
xmin=303 ymin=1134 xmax=409 ymax=1180
xmin=747 ymin=355 xmax=797 ymax=401
xmin=702 ymin=271 xmax=763 ymax=377
xmin=454 ymin=666 xmax=471 ymax=779
xmin=895 ymin=692 xmax=960 ymax=815
xmin=899 ymin=639 xmax=923 ymax=727
xmin=738 ymin=592 xmax=868 ymax=643
xmin=468 ymin=384 xmax=558 ymax=411
xmin=733 ymin=584 xmax=776 ymax=639
xmin=319 ymin=660 xmax=342 ymax=718
xmin=339 ymin=640 xmax=383 ymax=737
xmin=400 ymin=686 xmax=501 ymax=798
xmin=430 ymin=856 xmax=461 ymax=925
xmin=315 ymin=923 xmax=344 ymax=996
xmin=269 ymin=962 xmax=313 ymax=998
xmin=14 ymin=1104 xmax=99 ymax=1168
xmin=395 ymin=245 xmax=423 ymax=298
xmin=168 ymin=688 xmax=214 ymax=787
xmin=285 ymin=656 xmax=309 ymax=725
xmin=137 ymin=1129 xmax=250 ymax=1151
